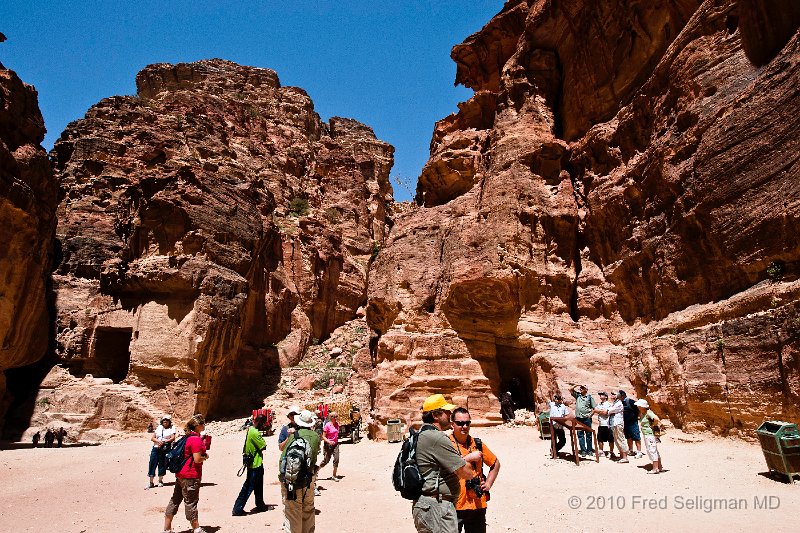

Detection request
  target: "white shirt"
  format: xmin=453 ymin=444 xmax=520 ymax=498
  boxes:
xmin=607 ymin=399 xmax=625 ymax=426
xmin=153 ymin=425 xmax=176 ymax=448
xmin=549 ymin=401 xmax=570 ymax=428
xmin=597 ymin=401 xmax=612 ymax=427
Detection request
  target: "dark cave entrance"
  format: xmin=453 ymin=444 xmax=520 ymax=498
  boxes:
xmin=91 ymin=327 xmax=133 ymax=383
xmin=495 ymin=344 xmax=535 ymax=410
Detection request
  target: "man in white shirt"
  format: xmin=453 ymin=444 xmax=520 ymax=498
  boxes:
xmin=548 ymin=395 xmax=571 ymax=454
xmin=147 ymin=415 xmax=177 ymax=488
xmin=593 ymin=392 xmax=615 ymax=458
xmin=606 ymin=391 xmax=630 ymax=463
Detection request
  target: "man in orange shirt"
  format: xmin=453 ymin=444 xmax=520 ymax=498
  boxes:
xmin=448 ymin=407 xmax=501 ymax=533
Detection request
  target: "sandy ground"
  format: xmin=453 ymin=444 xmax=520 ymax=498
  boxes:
xmin=0 ymin=425 xmax=797 ymax=533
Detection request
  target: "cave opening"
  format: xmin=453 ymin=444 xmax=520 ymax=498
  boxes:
xmin=91 ymin=327 xmax=133 ymax=383
xmin=495 ymin=344 xmax=535 ymax=410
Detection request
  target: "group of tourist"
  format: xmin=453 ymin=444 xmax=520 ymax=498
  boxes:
xmin=146 ymin=386 xmax=661 ymax=533
xmin=549 ymin=385 xmax=664 ymax=473
xmin=30 ymin=427 xmax=67 ymax=448
xmin=150 ymin=404 xmax=342 ymax=533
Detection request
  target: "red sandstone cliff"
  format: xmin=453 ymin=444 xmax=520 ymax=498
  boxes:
xmin=28 ymin=60 xmax=392 ymax=437
xmin=0 ymin=63 xmax=58 ymax=431
xmin=367 ymin=0 xmax=800 ymax=436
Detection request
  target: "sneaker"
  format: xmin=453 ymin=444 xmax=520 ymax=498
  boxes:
xmin=232 ymin=510 xmax=247 ymax=516
xmin=636 ymin=452 xmax=644 ymax=459
xmin=618 ymin=458 xmax=629 ymax=463
xmin=603 ymin=451 xmax=610 ymax=458
xmin=332 ymin=476 xmax=340 ymax=482
xmin=157 ymin=482 xmax=165 ymax=487
xmin=145 ymin=483 xmax=155 ymax=490
xmin=314 ymin=488 xmax=321 ymax=497
xmin=193 ymin=528 xmax=206 ymax=533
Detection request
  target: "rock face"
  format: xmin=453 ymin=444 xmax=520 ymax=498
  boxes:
xmin=0 ymin=63 xmax=58 ymax=431
xmin=33 ymin=59 xmax=392 ymax=437
xmin=367 ymin=0 xmax=800 ymax=436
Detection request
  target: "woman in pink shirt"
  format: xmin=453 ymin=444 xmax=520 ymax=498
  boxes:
xmin=163 ymin=414 xmax=209 ymax=533
xmin=319 ymin=412 xmax=341 ymax=480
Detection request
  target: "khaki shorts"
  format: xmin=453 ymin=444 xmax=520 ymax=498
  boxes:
xmin=412 ymin=495 xmax=458 ymax=533
xmin=644 ymin=435 xmax=660 ymax=461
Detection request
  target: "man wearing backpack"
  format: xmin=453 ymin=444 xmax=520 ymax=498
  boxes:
xmin=448 ymin=407 xmax=500 ymax=533
xmin=232 ymin=414 xmax=268 ymax=516
xmin=279 ymin=409 xmax=321 ymax=533
xmin=413 ymin=394 xmax=482 ymax=533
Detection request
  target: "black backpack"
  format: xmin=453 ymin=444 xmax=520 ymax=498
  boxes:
xmin=166 ymin=435 xmax=192 ymax=474
xmin=392 ymin=425 xmax=433 ymax=500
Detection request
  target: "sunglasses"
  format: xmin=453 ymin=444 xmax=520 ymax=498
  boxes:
xmin=453 ymin=420 xmax=471 ymax=427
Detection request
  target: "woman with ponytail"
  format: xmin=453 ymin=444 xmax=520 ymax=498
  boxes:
xmin=163 ymin=414 xmax=209 ymax=533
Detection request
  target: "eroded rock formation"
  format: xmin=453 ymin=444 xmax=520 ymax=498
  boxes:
xmin=27 ymin=60 xmax=392 ymax=438
xmin=0 ymin=63 xmax=58 ymax=431
xmin=368 ymin=0 xmax=800 ymax=436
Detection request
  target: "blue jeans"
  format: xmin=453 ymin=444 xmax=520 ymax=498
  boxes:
xmin=576 ymin=417 xmax=593 ymax=454
xmin=147 ymin=447 xmax=167 ymax=477
xmin=232 ymin=465 xmax=265 ymax=514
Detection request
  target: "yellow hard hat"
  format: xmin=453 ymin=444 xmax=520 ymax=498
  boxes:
xmin=422 ymin=394 xmax=457 ymax=413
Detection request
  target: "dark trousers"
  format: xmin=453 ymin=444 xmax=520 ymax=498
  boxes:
xmin=554 ymin=427 xmax=566 ymax=452
xmin=576 ymin=417 xmax=593 ymax=453
xmin=457 ymin=508 xmax=487 ymax=533
xmin=233 ymin=465 xmax=265 ymax=513
xmin=148 ymin=447 xmax=167 ymax=477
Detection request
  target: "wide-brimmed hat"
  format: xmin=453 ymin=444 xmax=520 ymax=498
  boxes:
xmin=634 ymin=399 xmax=650 ymax=409
xmin=287 ymin=405 xmax=301 ymax=418
xmin=422 ymin=394 xmax=456 ymax=413
xmin=295 ymin=409 xmax=316 ymax=428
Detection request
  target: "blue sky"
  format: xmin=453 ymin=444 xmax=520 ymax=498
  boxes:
xmin=1 ymin=1 xmax=503 ymax=201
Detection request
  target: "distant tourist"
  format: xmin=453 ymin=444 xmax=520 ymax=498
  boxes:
xmin=622 ymin=392 xmax=644 ymax=458
xmin=232 ymin=414 xmax=268 ymax=516
xmin=448 ymin=407 xmax=501 ymax=533
xmin=412 ymin=394 xmax=480 ymax=533
xmin=594 ymin=392 xmax=616 ymax=458
xmin=635 ymin=399 xmax=664 ymax=474
xmin=319 ymin=411 xmax=341 ymax=481
xmin=279 ymin=409 xmax=321 ymax=533
xmin=548 ymin=395 xmax=571 ymax=455
xmin=148 ymin=416 xmax=176 ymax=489
xmin=571 ymin=385 xmax=596 ymax=456
xmin=500 ymin=391 xmax=515 ymax=422
xmin=32 ymin=431 xmax=40 ymax=448
xmin=56 ymin=427 xmax=67 ymax=448
xmin=277 ymin=405 xmax=301 ymax=452
xmin=163 ymin=414 xmax=209 ymax=533
xmin=44 ymin=428 xmax=54 ymax=448
xmin=607 ymin=391 xmax=630 ymax=463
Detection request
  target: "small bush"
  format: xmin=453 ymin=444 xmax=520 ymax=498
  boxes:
xmin=324 ymin=207 xmax=342 ymax=224
xmin=371 ymin=241 xmax=381 ymax=261
xmin=36 ymin=397 xmax=51 ymax=408
xmin=714 ymin=338 xmax=725 ymax=351
xmin=766 ymin=261 xmax=784 ymax=282
xmin=313 ymin=370 xmax=347 ymax=389
xmin=289 ymin=197 xmax=310 ymax=217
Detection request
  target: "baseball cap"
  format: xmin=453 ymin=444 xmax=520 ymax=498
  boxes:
xmin=422 ymin=394 xmax=456 ymax=413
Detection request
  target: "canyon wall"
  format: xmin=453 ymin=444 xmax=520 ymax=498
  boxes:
xmin=0 ymin=63 xmax=58 ymax=431
xmin=23 ymin=60 xmax=392 ymax=439
xmin=367 ymin=0 xmax=800 ymax=436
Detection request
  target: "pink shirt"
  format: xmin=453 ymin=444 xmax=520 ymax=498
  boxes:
xmin=323 ymin=421 xmax=339 ymax=446
xmin=178 ymin=433 xmax=206 ymax=479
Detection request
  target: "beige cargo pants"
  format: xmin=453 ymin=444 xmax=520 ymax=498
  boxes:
xmin=412 ymin=495 xmax=458 ymax=533
xmin=282 ymin=480 xmax=316 ymax=533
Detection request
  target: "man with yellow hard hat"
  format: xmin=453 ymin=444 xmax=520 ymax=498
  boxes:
xmin=412 ymin=394 xmax=482 ymax=533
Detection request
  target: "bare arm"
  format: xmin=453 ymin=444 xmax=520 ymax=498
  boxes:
xmin=192 ymin=451 xmax=208 ymax=463
xmin=454 ymin=450 xmax=481 ymax=479
xmin=482 ymin=458 xmax=500 ymax=491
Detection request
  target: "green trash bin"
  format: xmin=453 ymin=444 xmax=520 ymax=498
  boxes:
xmin=538 ymin=410 xmax=551 ymax=440
xmin=756 ymin=420 xmax=800 ymax=484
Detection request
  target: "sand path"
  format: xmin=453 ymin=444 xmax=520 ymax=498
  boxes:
xmin=1 ymin=425 xmax=797 ymax=532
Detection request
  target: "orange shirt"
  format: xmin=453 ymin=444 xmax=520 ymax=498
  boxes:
xmin=448 ymin=434 xmax=498 ymax=510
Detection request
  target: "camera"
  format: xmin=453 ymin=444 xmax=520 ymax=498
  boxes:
xmin=465 ymin=477 xmax=483 ymax=498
